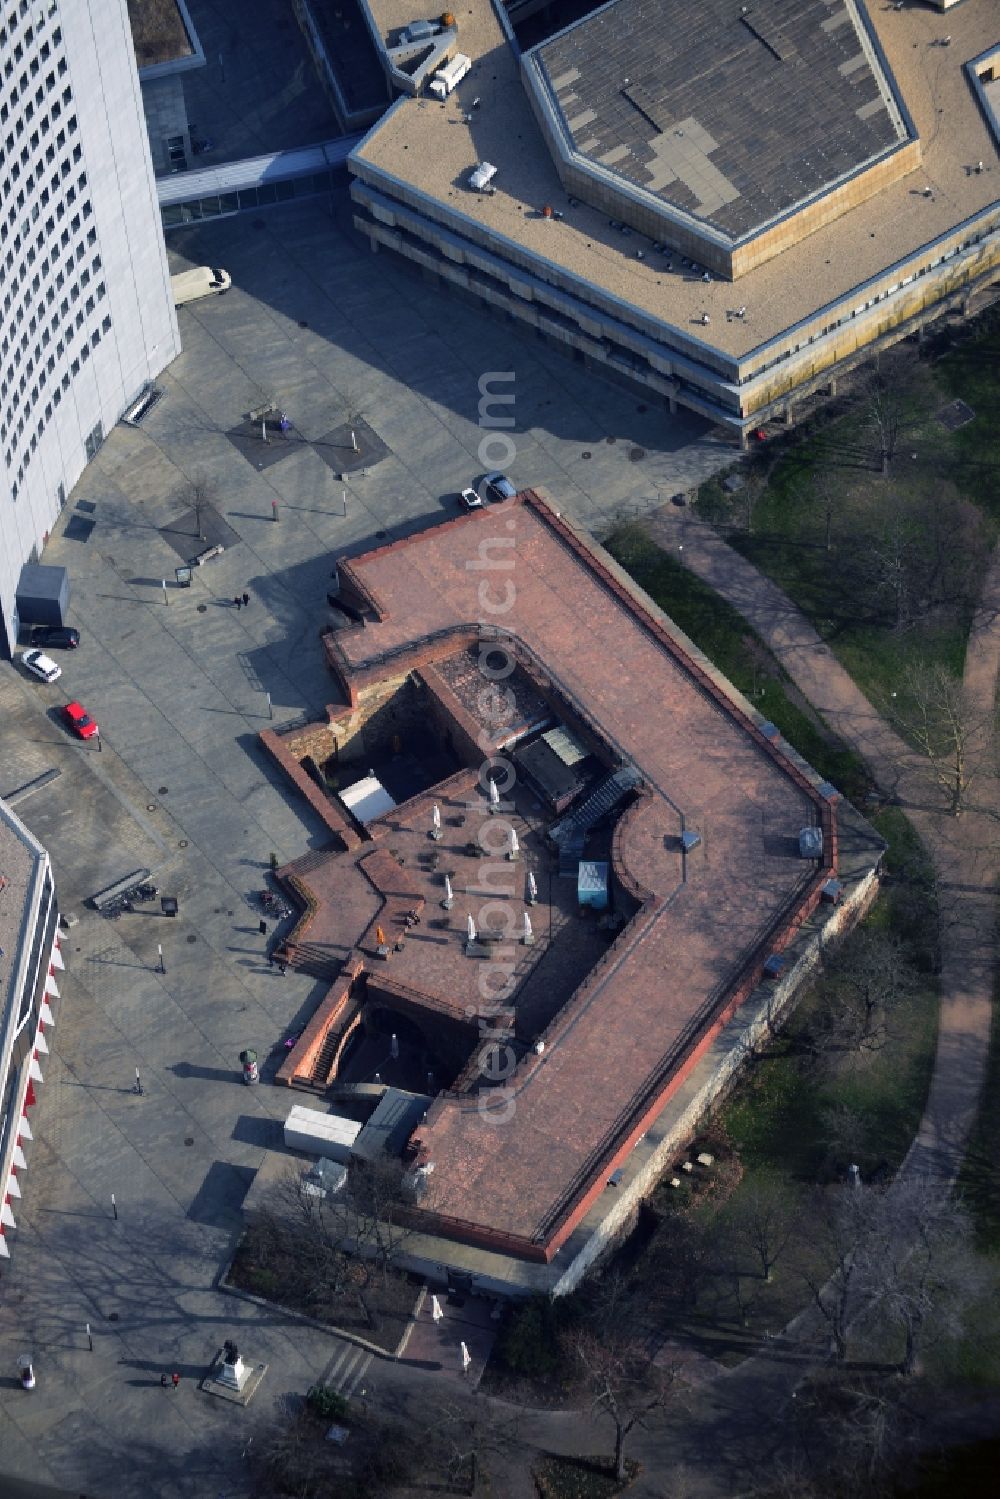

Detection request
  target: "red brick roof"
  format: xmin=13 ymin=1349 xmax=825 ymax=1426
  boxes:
xmin=322 ymin=492 xmax=834 ymax=1260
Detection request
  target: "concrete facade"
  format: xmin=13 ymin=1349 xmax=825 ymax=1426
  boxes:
xmin=0 ymin=0 xmax=181 ymax=656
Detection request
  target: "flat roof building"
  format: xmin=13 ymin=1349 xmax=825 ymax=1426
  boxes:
xmin=264 ymin=490 xmax=883 ymax=1295
xmin=349 ymin=0 xmax=1000 ymax=442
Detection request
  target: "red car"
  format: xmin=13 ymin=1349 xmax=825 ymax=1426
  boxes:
xmin=63 ymin=700 xmax=100 ymax=740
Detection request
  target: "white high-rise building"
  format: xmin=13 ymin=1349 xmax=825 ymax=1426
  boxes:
xmin=0 ymin=0 xmax=180 ymax=654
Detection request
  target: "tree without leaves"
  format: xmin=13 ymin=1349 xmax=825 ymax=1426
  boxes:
xmin=820 ymin=1102 xmax=872 ymax=1176
xmin=794 ymin=1183 xmax=875 ymax=1363
xmin=857 ymin=1177 xmax=993 ymax=1378
xmin=810 ymin=465 xmax=840 ymax=553
xmin=865 ymin=365 xmax=903 ymax=477
xmin=868 ymin=499 xmax=914 ymax=628
xmin=780 ymin=1371 xmax=919 ymax=1499
xmin=642 ymin=1209 xmax=713 ymax=1312
xmin=814 ymin=927 xmax=918 ymax=1060
xmin=795 ymin=1178 xmax=991 ymax=1377
xmin=188 ymin=473 xmax=216 ymax=541
xmin=565 ymin=1326 xmax=682 ymax=1480
xmin=427 ymin=1393 xmax=524 ymax=1495
xmin=724 ymin=1180 xmax=795 ymax=1283
xmin=887 ymin=663 xmax=998 ymax=817
xmin=250 ymin=1157 xmax=413 ymax=1329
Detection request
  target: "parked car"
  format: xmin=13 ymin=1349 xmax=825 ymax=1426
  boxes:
xmin=62 ymin=700 xmax=99 ymax=740
xmin=30 ymin=625 xmax=80 ymax=649
xmin=483 ymin=471 xmax=517 ymax=502
xmin=19 ymin=649 xmax=62 ymax=683
xmin=170 ymin=266 xmax=231 ymax=307
xmin=459 ymin=486 xmax=484 ymax=510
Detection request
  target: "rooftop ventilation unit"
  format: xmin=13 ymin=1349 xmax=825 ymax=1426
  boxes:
xmin=798 ymin=826 xmax=824 ymax=859
xmin=400 ymin=19 xmax=440 ymax=44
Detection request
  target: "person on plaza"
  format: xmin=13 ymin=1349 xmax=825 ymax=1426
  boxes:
xmin=258 ymin=918 xmax=267 ymax=937
xmin=160 ymin=1373 xmax=169 ymax=1389
xmin=233 ymin=596 xmax=241 ymax=610
xmin=171 ymin=1372 xmax=180 ymax=1389
xmin=242 ymin=591 xmax=249 ymax=608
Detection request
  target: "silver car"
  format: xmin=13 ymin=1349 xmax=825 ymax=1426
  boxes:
xmin=20 ymin=648 xmax=62 ymax=683
xmin=483 ymin=471 xmax=517 ymax=502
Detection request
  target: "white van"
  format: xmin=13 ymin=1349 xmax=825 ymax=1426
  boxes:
xmin=170 ymin=266 xmax=231 ymax=307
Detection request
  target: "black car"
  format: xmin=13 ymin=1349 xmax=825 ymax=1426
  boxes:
xmin=30 ymin=625 xmax=80 ymax=649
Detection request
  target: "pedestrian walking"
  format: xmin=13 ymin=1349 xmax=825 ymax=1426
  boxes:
xmin=278 ymin=961 xmax=287 ymax=976
xmin=171 ymin=1372 xmax=180 ymax=1389
xmin=233 ymin=596 xmax=241 ymax=611
xmin=242 ymin=591 xmax=250 ymax=608
xmin=258 ymin=918 xmax=267 ymax=937
xmin=160 ymin=1373 xmax=169 ymax=1388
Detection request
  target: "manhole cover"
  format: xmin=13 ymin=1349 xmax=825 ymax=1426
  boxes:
xmin=178 ymin=839 xmax=188 ymax=848
xmin=197 ymin=603 xmax=207 ymax=613
xmin=629 ymin=447 xmax=646 ymax=462
xmin=184 ymin=1137 xmax=194 ymax=1147
xmin=146 ymin=803 xmax=156 ymax=812
xmin=376 ymin=529 xmax=389 ymax=539
xmin=297 ymin=320 xmax=308 ymax=329
xmin=582 ymin=451 xmax=592 ymax=460
xmin=108 ymin=1312 xmax=119 ymax=1322
xmin=214 ymin=908 xmax=222 ymax=914
xmin=158 ymin=786 xmax=168 ymax=795
xmin=606 ymin=436 xmax=617 ymax=445
xmin=186 ymin=934 xmax=197 ymax=944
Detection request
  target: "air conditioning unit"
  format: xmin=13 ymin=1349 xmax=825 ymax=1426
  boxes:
xmin=400 ymin=18 xmax=440 ymax=44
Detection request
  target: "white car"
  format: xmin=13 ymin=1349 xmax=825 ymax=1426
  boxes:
xmin=459 ymin=486 xmax=484 ymax=510
xmin=20 ymin=648 xmax=62 ymax=683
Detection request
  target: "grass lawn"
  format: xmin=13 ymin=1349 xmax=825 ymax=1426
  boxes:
xmin=604 ymin=523 xmax=871 ymax=804
xmin=227 ymin=1228 xmax=418 ymax=1355
xmin=534 ymin=1455 xmax=641 ymax=1499
xmin=692 ymin=314 xmax=1000 ymax=711
xmin=959 ymin=971 xmax=1000 ymax=1250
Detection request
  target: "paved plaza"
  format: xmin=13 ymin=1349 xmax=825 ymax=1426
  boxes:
xmin=0 ymin=191 xmax=730 ymax=1497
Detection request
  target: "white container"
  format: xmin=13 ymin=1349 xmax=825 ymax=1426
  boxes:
xmin=429 ymin=52 xmax=471 ymax=99
xmin=283 ymin=1104 xmax=361 ymax=1164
